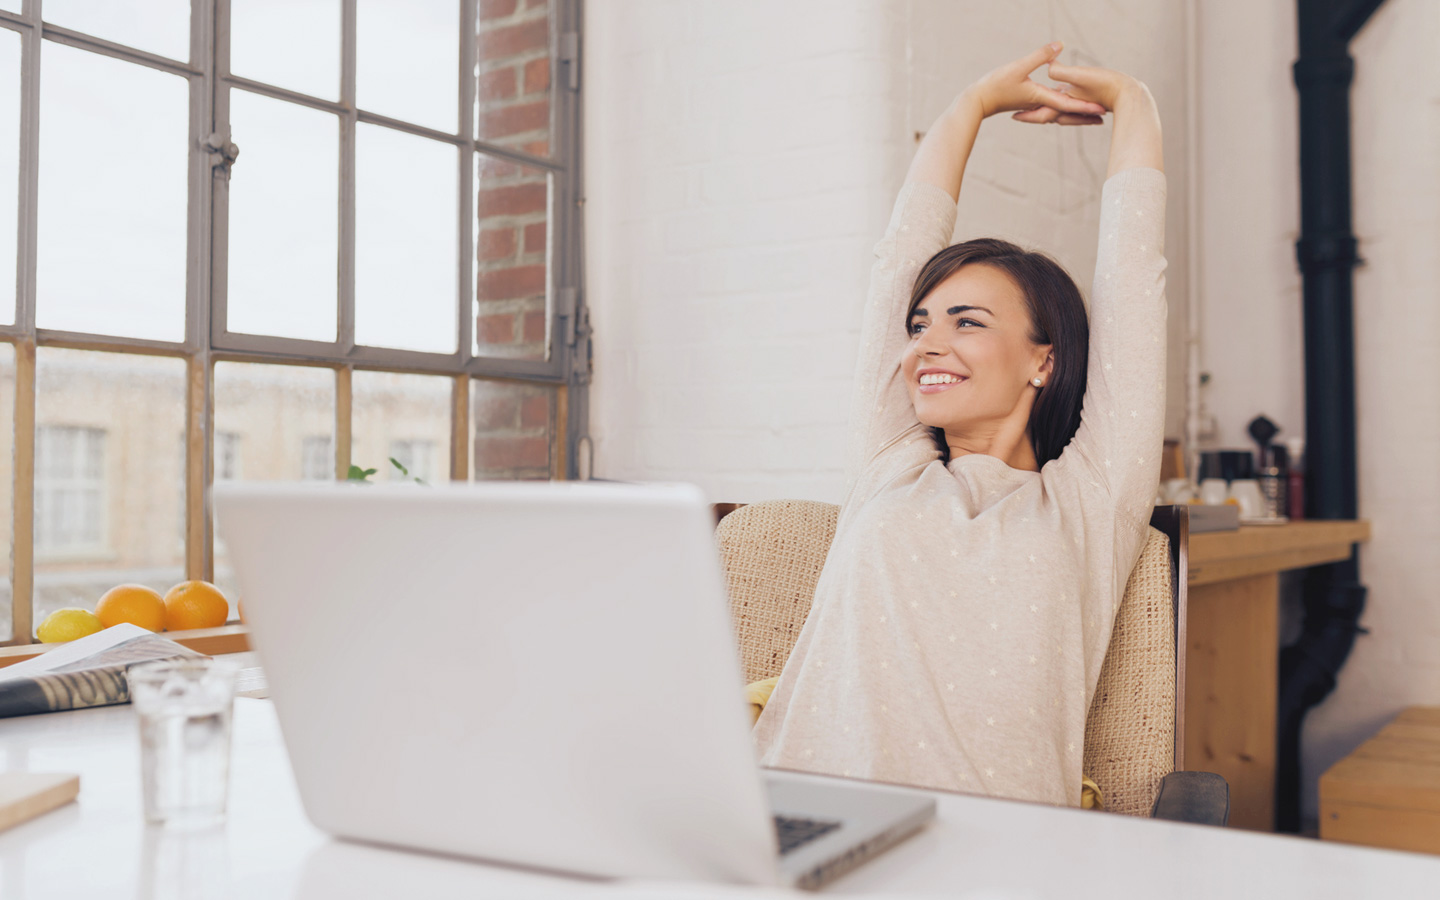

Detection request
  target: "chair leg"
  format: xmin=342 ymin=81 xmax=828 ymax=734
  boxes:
xmin=1150 ymin=771 xmax=1230 ymax=826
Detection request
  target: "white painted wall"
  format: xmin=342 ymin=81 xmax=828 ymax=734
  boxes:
xmin=584 ymin=0 xmax=904 ymax=500
xmin=1194 ymin=0 xmax=1440 ymax=825
xmin=585 ymin=0 xmax=1189 ymax=503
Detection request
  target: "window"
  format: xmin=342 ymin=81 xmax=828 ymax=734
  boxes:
xmin=301 ymin=436 xmax=335 ymax=482
xmin=34 ymin=426 xmax=105 ymax=555
xmin=0 ymin=2 xmax=587 ymax=644
xmin=389 ymin=440 xmax=436 ymax=483
xmin=216 ymin=432 xmax=241 ymax=482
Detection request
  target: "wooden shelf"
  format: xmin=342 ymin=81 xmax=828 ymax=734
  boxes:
xmin=0 ymin=625 xmax=251 ymax=669
xmin=1188 ymin=520 xmax=1370 ymax=586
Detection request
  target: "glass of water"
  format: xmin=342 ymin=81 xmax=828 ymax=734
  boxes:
xmin=130 ymin=658 xmax=239 ymax=828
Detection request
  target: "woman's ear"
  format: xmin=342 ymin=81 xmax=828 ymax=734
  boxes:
xmin=1037 ymin=347 xmax=1055 ymax=380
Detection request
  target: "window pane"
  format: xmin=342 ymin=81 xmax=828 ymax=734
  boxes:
xmin=226 ymin=90 xmax=339 ymax=343
xmin=471 ymin=379 xmax=552 ymax=480
xmin=354 ymin=125 xmax=457 ymax=354
xmin=212 ymin=362 xmax=334 ymax=607
xmin=33 ymin=350 xmax=186 ymax=636
xmin=357 ymin=0 xmax=458 ymax=133
xmin=474 ymin=154 xmax=550 ymax=359
xmin=42 ymin=0 xmax=190 ymax=62
xmin=476 ymin=0 xmax=551 ymax=156
xmin=230 ymin=0 xmax=340 ymax=101
xmin=0 ymin=29 xmax=17 ymax=326
xmin=0 ymin=344 xmax=12 ymax=639
xmin=352 ymin=371 xmax=452 ymax=483
xmin=37 ymin=43 xmax=187 ymax=341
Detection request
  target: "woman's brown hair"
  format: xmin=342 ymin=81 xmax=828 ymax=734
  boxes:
xmin=906 ymin=238 xmax=1089 ymax=467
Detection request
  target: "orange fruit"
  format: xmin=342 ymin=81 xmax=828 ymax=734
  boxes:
xmin=94 ymin=584 xmax=167 ymax=632
xmin=163 ymin=581 xmax=230 ymax=631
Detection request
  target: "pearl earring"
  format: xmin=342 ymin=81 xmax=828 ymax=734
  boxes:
xmin=1032 ymin=377 xmax=1043 ymax=387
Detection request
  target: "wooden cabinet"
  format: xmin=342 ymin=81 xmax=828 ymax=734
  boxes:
xmin=1184 ymin=520 xmax=1370 ymax=831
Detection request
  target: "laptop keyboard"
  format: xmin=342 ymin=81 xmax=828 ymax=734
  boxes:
xmin=773 ymin=815 xmax=842 ymax=855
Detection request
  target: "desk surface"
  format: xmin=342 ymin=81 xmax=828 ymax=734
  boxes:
xmin=3 ymin=698 xmax=1438 ymax=899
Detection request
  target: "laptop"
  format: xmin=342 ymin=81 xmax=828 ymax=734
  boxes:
xmin=213 ymin=480 xmax=934 ymax=889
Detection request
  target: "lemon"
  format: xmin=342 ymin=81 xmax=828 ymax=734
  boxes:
xmin=36 ymin=608 xmax=104 ymax=643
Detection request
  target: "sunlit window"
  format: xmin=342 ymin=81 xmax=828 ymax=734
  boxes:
xmin=0 ymin=1 xmax=585 ymax=643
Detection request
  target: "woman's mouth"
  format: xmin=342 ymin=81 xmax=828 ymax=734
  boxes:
xmin=917 ymin=372 xmax=966 ymax=394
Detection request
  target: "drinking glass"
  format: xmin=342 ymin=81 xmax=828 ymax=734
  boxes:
xmin=130 ymin=658 xmax=239 ymax=828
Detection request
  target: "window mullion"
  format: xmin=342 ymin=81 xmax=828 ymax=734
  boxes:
xmin=335 ymin=365 xmax=352 ymax=479
xmin=17 ymin=0 xmax=39 ymax=333
xmin=453 ymin=0 xmax=476 ymax=481
xmin=7 ymin=0 xmax=40 ymax=643
xmin=450 ymin=374 xmax=468 ymax=481
xmin=338 ymin=0 xmax=356 ymax=355
xmin=184 ymin=0 xmax=215 ymax=583
xmin=457 ymin=0 xmax=475 ymax=368
xmin=8 ymin=340 xmax=35 ymax=645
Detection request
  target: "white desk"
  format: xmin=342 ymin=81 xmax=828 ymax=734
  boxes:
xmin=2 ymin=698 xmax=1437 ymax=899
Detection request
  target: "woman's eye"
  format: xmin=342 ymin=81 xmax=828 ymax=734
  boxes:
xmin=956 ymin=318 xmax=982 ymax=329
xmin=908 ymin=322 xmax=926 ymax=336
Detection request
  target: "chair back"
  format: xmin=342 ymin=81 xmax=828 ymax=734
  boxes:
xmin=715 ymin=500 xmax=1188 ymax=817
xmin=717 ymin=500 xmax=839 ymax=683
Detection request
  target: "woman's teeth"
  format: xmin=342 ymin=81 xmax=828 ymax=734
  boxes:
xmin=919 ymin=373 xmax=962 ymax=385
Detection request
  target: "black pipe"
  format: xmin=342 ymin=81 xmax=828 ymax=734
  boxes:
xmin=1277 ymin=0 xmax=1382 ymax=833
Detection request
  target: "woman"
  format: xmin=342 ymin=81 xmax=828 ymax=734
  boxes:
xmin=752 ymin=42 xmax=1167 ymax=808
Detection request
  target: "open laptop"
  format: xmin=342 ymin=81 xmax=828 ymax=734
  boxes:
xmin=213 ymin=480 xmax=933 ymax=889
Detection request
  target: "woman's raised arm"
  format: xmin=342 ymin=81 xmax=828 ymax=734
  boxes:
xmin=1043 ymin=65 xmax=1168 ymax=529
xmin=843 ymin=44 xmax=1107 ymax=491
xmin=908 ymin=43 xmax=1106 ymax=199
xmin=1039 ymin=63 xmax=1163 ymax=177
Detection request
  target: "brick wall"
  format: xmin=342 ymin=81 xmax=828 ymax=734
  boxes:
xmin=472 ymin=378 xmax=553 ymax=480
xmin=475 ymin=0 xmax=553 ymax=475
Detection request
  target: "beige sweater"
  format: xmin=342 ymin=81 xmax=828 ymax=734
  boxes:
xmin=753 ymin=168 xmax=1168 ymax=807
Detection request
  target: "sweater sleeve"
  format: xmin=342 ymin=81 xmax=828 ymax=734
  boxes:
xmin=844 ymin=182 xmax=959 ymax=490
xmin=1051 ymin=168 xmax=1168 ymax=519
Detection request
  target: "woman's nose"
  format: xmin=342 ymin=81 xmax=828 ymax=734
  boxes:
xmin=913 ymin=328 xmax=945 ymax=356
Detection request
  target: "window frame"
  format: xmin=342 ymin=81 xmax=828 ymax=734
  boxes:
xmin=0 ymin=0 xmax=589 ymax=645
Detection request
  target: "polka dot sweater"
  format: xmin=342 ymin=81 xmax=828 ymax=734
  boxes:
xmin=753 ymin=168 xmax=1168 ymax=806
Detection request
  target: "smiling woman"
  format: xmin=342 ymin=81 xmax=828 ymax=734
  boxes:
xmin=752 ymin=42 xmax=1168 ymax=808
xmin=904 ymin=239 xmax=1089 ymax=470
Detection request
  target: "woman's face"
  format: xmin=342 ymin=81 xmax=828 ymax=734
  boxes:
xmin=902 ymin=264 xmax=1053 ymax=437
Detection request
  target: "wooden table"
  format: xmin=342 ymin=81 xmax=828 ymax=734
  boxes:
xmin=1184 ymin=519 xmax=1371 ymax=832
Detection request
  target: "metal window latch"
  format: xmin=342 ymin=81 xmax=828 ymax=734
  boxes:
xmin=557 ymin=287 xmax=592 ymax=384
xmin=559 ymin=32 xmax=580 ymax=91
xmin=203 ymin=133 xmax=240 ymax=179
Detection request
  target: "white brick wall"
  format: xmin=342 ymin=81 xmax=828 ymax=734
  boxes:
xmin=584 ymin=0 xmax=900 ymax=501
xmin=585 ymin=0 xmax=1190 ymax=503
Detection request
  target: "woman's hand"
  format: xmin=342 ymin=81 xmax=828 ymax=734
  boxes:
xmin=1033 ymin=62 xmax=1148 ymax=118
xmin=1043 ymin=62 xmax=1164 ymax=177
xmin=967 ymin=42 xmax=1106 ymax=126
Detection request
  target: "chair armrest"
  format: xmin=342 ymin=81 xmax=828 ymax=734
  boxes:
xmin=1150 ymin=771 xmax=1230 ymax=826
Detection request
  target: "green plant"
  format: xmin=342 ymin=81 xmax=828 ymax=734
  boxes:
xmin=344 ymin=459 xmax=426 ymax=485
xmin=388 ymin=457 xmax=427 ymax=486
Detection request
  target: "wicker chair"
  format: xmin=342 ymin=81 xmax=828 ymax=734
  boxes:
xmin=716 ymin=500 xmax=1227 ymax=823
